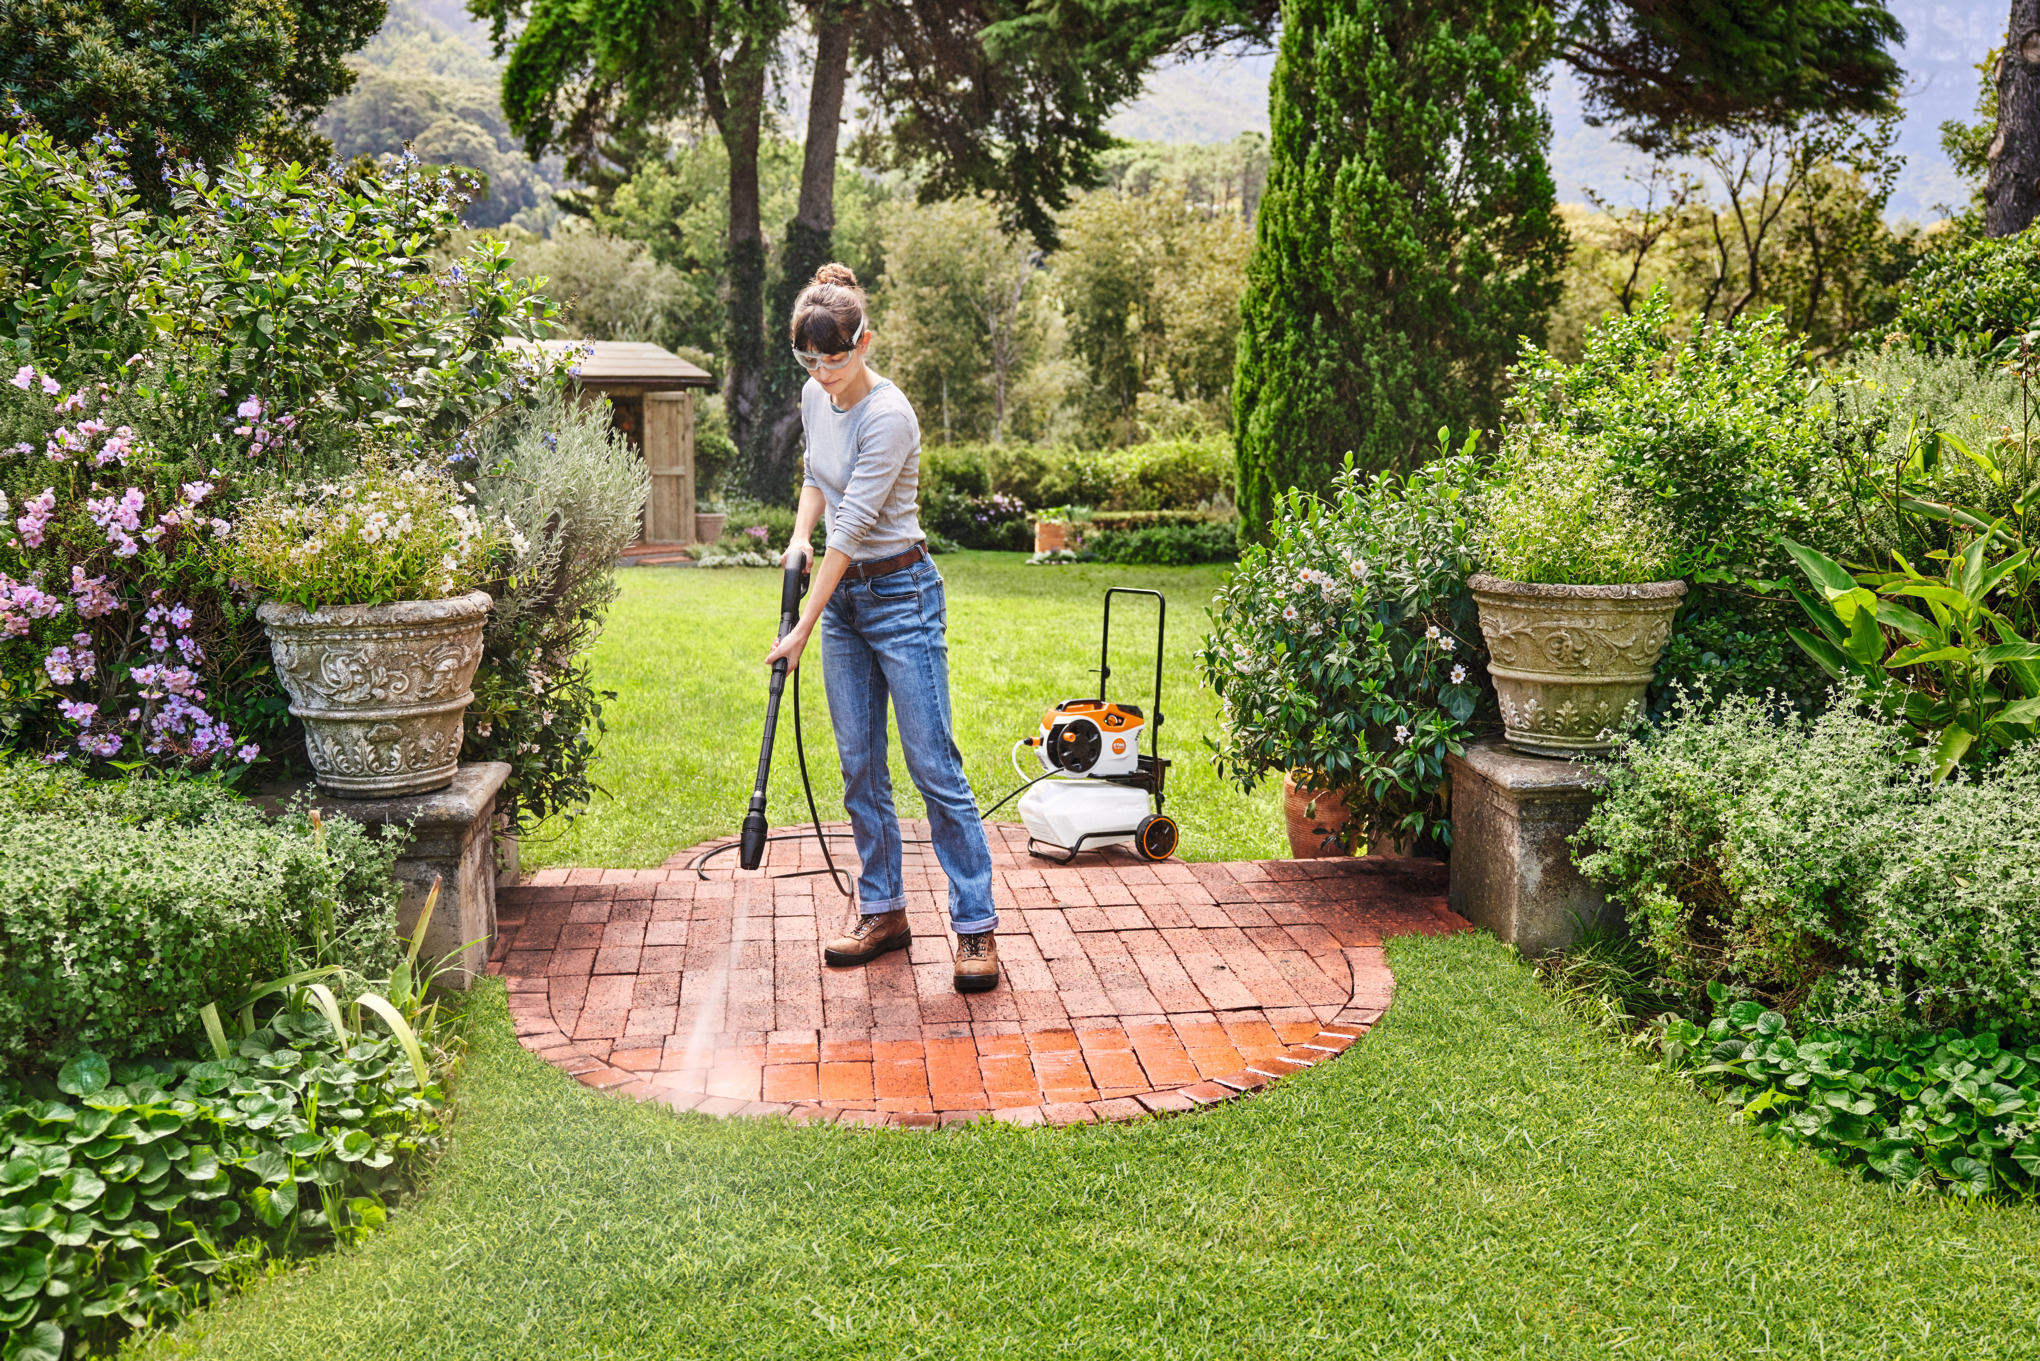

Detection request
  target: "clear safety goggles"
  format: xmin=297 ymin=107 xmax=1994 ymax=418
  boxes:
xmin=790 ymin=317 xmax=867 ymax=373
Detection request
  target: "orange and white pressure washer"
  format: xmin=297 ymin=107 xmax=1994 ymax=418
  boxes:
xmin=1014 ymin=588 xmax=1178 ymax=863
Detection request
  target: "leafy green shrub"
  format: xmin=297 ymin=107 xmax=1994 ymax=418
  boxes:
xmin=921 ymin=490 xmax=1031 ymax=551
xmin=924 ymin=437 xmax=1233 ymax=513
xmin=1896 ymin=226 xmax=2040 ymax=359
xmin=1664 ymin=990 xmax=2040 ymax=1198
xmin=1200 ymin=444 xmax=1488 ymax=850
xmin=1086 ymin=521 xmax=1238 ymax=566
xmin=1576 ymin=692 xmax=2040 ymax=1032
xmin=718 ymin=500 xmax=823 ymax=557
xmin=0 ymin=776 xmax=401 ymax=1071
xmin=0 ymin=1009 xmax=449 ymax=1358
xmin=1086 ymin=510 xmax=1230 ymax=532
xmin=226 ymin=464 xmax=506 ymax=609
xmin=1477 ymin=435 xmax=1677 ymax=584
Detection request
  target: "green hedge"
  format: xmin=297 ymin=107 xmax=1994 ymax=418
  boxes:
xmin=0 ymin=769 xmax=401 ymax=1072
xmin=922 ymin=437 xmax=1232 ymax=513
xmin=1898 ymin=226 xmax=2040 ymax=358
xmin=1086 ymin=521 xmax=1239 ymax=565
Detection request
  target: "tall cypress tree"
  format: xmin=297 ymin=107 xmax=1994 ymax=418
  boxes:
xmin=1233 ymin=0 xmax=1568 ymax=530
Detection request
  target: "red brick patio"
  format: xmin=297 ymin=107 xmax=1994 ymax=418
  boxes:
xmin=487 ymin=820 xmax=1466 ymax=1128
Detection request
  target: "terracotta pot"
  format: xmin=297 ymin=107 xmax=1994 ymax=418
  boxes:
xmin=695 ymin=511 xmax=728 ymax=544
xmin=1034 ymin=520 xmax=1067 ymax=554
xmin=257 ymin=591 xmax=491 ymax=797
xmin=1282 ymin=772 xmax=1357 ymax=858
xmin=1470 ymin=573 xmax=1687 ymax=757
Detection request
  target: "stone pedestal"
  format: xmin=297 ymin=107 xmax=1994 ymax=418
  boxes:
xmin=268 ymin=762 xmax=510 ymax=989
xmin=1445 ymin=739 xmax=1612 ymax=956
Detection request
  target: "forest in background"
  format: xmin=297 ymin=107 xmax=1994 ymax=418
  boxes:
xmin=320 ymin=0 xmax=1990 ymax=484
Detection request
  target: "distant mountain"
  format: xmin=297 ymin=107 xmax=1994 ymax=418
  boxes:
xmin=319 ymin=0 xmax=567 ymax=232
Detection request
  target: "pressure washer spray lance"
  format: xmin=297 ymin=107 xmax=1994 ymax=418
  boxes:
xmin=738 ymin=557 xmax=809 ymax=871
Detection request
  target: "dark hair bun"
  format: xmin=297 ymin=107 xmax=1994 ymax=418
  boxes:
xmin=812 ymin=262 xmax=858 ymax=288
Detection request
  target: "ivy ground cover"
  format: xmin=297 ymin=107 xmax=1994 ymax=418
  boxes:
xmin=148 ymin=936 xmax=2040 ymax=1360
xmin=525 ymin=553 xmax=1284 ymax=869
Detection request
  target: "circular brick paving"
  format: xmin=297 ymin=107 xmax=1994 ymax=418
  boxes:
xmin=487 ymin=821 xmax=1465 ymax=1128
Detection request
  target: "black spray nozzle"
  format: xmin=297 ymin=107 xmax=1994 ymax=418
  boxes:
xmin=738 ymin=804 xmax=769 ymax=871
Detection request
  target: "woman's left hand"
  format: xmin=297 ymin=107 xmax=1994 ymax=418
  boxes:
xmin=765 ymin=624 xmax=811 ymax=672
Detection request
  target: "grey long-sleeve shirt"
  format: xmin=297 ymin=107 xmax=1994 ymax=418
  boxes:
xmin=800 ymin=376 xmax=925 ymax=561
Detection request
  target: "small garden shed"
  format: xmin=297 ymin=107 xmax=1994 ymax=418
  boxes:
xmin=533 ymin=340 xmax=716 ymax=544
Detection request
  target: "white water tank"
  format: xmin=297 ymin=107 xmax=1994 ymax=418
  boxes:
xmin=1017 ymin=778 xmax=1151 ymax=853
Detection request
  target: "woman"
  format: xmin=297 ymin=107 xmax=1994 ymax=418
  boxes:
xmin=764 ymin=263 xmax=1000 ymax=994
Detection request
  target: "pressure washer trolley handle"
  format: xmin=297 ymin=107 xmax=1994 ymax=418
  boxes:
xmin=1099 ymin=587 xmax=1166 ymax=763
xmin=740 ymin=559 xmax=810 ymax=869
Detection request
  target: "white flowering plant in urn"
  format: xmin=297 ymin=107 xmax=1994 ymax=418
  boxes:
xmin=1471 ymin=434 xmax=1687 ymax=757
xmin=1200 ymin=437 xmax=1490 ymax=855
xmin=226 ymin=462 xmax=520 ymax=796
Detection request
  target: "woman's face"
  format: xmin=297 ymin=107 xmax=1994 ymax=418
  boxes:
xmin=811 ymin=331 xmax=872 ymax=400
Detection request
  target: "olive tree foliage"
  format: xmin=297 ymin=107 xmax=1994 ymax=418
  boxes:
xmin=875 ymin=195 xmax=1044 ymax=445
xmin=1052 ymin=187 xmax=1251 ymax=444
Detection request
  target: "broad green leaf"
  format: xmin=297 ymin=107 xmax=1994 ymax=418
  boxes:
xmin=1948 ymin=1156 xmax=1993 ymax=1197
xmin=1871 ymin=599 xmax=1935 ymax=641
xmin=1889 ymin=581 xmax=1973 ymax=613
xmin=4 ymin=1321 xmax=62 ymax=1361
xmin=1785 ymin=627 xmax=1851 ymax=681
xmin=1997 ymin=697 xmax=2040 ymax=726
xmin=56 ymin=1052 xmax=108 ymax=1097
xmin=1930 ymin=725 xmax=1976 ymax=782
xmin=51 ymin=1167 xmax=103 ymax=1211
xmin=1890 ymin=645 xmax=1971 ymax=669
xmin=1975 ymin=643 xmax=2040 ymax=664
xmin=1781 ymin=537 xmax=1855 ymax=595
xmin=1843 ymin=602 xmax=1886 ymax=666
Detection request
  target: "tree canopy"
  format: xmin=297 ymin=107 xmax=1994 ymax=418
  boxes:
xmin=0 ymin=0 xmax=387 ymax=176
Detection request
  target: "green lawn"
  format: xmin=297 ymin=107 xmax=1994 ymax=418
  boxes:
xmin=523 ymin=552 xmax=1283 ymax=871
xmin=150 ymin=935 xmax=2040 ymax=1360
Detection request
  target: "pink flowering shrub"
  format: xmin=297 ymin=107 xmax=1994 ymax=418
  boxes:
xmin=0 ymin=120 xmax=621 ymax=830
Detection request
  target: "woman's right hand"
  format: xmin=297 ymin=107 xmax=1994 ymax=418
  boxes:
xmin=781 ymin=540 xmax=812 ymax=572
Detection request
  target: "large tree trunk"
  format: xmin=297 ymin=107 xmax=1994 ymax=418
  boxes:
xmin=749 ymin=1 xmax=856 ymax=506
xmin=1990 ymin=3 xmax=2040 ymax=237
xmin=710 ymin=36 xmax=770 ymax=486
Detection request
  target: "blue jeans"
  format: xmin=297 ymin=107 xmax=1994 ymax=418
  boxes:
xmin=820 ymin=557 xmax=997 ymax=933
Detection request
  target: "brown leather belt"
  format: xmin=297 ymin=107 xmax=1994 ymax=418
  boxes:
xmin=842 ymin=541 xmax=929 ymax=581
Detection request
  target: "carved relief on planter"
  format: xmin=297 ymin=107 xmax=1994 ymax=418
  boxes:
xmin=1469 ymin=574 xmax=1686 ymax=758
xmin=258 ymin=591 xmax=492 ymax=797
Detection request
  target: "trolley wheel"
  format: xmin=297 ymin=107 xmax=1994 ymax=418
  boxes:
xmin=1135 ymin=813 xmax=1178 ymax=861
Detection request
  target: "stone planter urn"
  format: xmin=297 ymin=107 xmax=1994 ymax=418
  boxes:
xmin=1469 ymin=574 xmax=1686 ymax=757
xmin=695 ymin=511 xmax=728 ymax=544
xmin=258 ymin=591 xmax=492 ymax=797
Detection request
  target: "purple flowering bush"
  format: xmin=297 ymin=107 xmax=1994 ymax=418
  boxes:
xmin=0 ymin=360 xmax=272 ymax=765
xmin=0 ymin=122 xmax=631 ymax=830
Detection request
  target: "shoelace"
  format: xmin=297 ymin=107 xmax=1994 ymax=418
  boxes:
xmin=956 ymin=932 xmax=991 ymax=961
xmin=850 ymin=914 xmax=893 ymax=939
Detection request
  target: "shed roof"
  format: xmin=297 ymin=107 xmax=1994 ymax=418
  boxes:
xmin=518 ymin=339 xmax=715 ymax=389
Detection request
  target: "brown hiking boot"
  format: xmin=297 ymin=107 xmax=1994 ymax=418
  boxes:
xmin=823 ymin=909 xmax=911 ymax=966
xmin=953 ymin=930 xmax=1000 ymax=993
